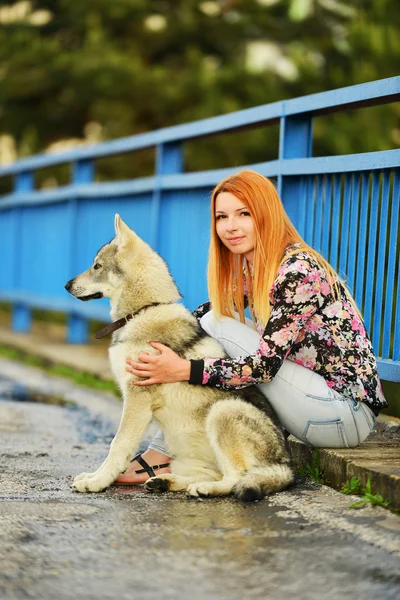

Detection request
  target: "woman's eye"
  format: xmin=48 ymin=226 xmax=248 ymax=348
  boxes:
xmin=240 ymin=211 xmax=250 ymax=216
xmin=93 ymin=263 xmax=101 ymax=270
xmin=215 ymin=215 xmax=226 ymax=220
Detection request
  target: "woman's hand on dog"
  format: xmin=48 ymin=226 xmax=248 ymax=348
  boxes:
xmin=126 ymin=342 xmax=191 ymax=385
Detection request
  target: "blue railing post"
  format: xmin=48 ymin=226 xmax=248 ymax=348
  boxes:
xmin=279 ymin=107 xmax=313 ymax=225
xmin=11 ymin=171 xmax=34 ymax=332
xmin=66 ymin=159 xmax=94 ymax=344
xmin=152 ymin=142 xmax=183 ymax=249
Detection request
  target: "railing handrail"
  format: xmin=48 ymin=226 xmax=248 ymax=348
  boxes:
xmin=0 ymin=76 xmax=398 ymax=178
xmin=1 ymin=149 xmax=399 ymax=210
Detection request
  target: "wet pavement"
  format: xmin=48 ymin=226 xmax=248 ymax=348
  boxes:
xmin=0 ymin=359 xmax=399 ymax=600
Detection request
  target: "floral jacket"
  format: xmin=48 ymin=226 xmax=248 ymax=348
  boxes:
xmin=192 ymin=245 xmax=388 ymax=416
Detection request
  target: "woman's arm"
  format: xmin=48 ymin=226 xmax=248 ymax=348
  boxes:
xmin=190 ymin=266 xmax=330 ymax=390
xmin=126 ymin=300 xmax=213 ymax=385
xmin=127 ymin=264 xmax=328 ymax=387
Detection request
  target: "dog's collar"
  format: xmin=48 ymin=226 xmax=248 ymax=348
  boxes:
xmin=95 ymin=302 xmax=168 ymax=339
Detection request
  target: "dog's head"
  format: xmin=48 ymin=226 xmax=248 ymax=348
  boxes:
xmin=65 ymin=214 xmax=145 ymax=301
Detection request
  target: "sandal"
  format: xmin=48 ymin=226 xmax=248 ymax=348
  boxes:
xmin=130 ymin=453 xmax=171 ymax=478
xmin=112 ymin=453 xmax=171 ymax=485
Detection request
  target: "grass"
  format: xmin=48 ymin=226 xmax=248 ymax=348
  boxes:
xmin=296 ymin=449 xmax=329 ymax=484
xmin=340 ymin=475 xmax=397 ymax=513
xmin=340 ymin=476 xmax=362 ymax=495
xmin=0 ymin=344 xmax=120 ymax=398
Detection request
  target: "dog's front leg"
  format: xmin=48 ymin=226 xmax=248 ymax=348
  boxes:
xmin=72 ymin=390 xmax=153 ymax=493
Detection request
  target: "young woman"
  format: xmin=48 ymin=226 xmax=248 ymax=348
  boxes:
xmin=115 ymin=169 xmax=388 ymax=484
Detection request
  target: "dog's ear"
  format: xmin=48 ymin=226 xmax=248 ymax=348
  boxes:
xmin=114 ymin=214 xmax=136 ymax=251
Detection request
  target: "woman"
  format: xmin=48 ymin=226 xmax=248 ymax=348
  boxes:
xmin=115 ymin=169 xmax=388 ymax=484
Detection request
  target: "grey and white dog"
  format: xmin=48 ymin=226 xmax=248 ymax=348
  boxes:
xmin=65 ymin=215 xmax=293 ymax=501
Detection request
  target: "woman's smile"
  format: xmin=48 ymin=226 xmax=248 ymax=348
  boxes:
xmin=227 ymin=236 xmax=245 ymax=244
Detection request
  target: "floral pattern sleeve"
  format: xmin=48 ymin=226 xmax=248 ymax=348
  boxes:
xmin=202 ymin=263 xmax=330 ymax=390
xmin=192 ymin=301 xmax=212 ymax=323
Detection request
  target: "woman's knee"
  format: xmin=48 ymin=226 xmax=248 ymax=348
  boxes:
xmin=200 ymin=311 xmax=260 ymax=356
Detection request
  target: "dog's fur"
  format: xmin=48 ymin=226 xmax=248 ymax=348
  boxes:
xmin=65 ymin=215 xmax=293 ymax=501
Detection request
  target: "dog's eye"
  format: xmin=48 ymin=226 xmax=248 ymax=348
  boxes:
xmin=93 ymin=263 xmax=102 ymax=270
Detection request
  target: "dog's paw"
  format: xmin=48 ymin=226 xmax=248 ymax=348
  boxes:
xmin=72 ymin=473 xmax=109 ymax=493
xmin=187 ymin=482 xmax=213 ymax=498
xmin=144 ymin=477 xmax=170 ymax=493
xmin=73 ymin=472 xmax=94 ymax=483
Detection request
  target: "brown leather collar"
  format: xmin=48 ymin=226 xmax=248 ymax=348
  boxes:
xmin=95 ymin=302 xmax=167 ymax=339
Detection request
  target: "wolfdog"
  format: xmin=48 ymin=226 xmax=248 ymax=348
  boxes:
xmin=65 ymin=215 xmax=293 ymax=501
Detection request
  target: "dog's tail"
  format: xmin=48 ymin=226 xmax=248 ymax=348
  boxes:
xmin=233 ymin=464 xmax=294 ymax=502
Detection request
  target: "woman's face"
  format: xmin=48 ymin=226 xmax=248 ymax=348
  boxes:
xmin=215 ymin=192 xmax=256 ymax=265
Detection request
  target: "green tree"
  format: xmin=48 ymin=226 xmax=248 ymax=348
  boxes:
xmin=0 ymin=0 xmax=398 ymax=183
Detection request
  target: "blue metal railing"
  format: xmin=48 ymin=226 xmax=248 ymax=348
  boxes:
xmin=0 ymin=76 xmax=399 ymax=382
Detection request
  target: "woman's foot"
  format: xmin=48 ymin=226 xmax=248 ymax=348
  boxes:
xmin=114 ymin=448 xmax=171 ymax=485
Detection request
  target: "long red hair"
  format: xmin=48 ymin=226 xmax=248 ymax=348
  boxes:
xmin=207 ymin=169 xmax=355 ymax=326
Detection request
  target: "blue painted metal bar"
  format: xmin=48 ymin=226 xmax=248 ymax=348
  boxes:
xmin=72 ymin=159 xmax=94 ymax=184
xmin=321 ymin=175 xmax=332 ymax=260
xmin=363 ymin=172 xmax=380 ymax=332
xmin=329 ymin=174 xmax=341 ymax=271
xmin=0 ymin=162 xmax=280 ymax=210
xmin=338 ymin=174 xmax=352 ymax=282
xmin=278 ymin=111 xmax=312 ymax=195
xmin=1 ymin=147 xmax=398 ymax=187
xmin=372 ymin=171 xmax=390 ymax=354
xmin=67 ymin=159 xmax=95 ymax=344
xmin=279 ymin=113 xmax=313 ymax=221
xmin=11 ymin=171 xmax=34 ymax=333
xmin=313 ymin=176 xmax=323 ymax=254
xmin=157 ymin=142 xmax=183 ymax=175
xmin=152 ymin=149 xmax=162 ymax=251
xmin=284 ymin=76 xmax=400 ymax=116
xmin=2 ymin=151 xmax=400 ymax=210
xmin=280 ymin=149 xmax=400 ymax=176
xmin=152 ymin=142 xmax=183 ymax=250
xmin=304 ymin=176 xmax=315 ymax=246
xmin=393 ymin=171 xmax=400 ymax=362
xmin=383 ymin=170 xmax=399 ymax=358
xmin=355 ymin=173 xmax=370 ymax=311
xmin=347 ymin=174 xmax=361 ymax=295
xmin=280 ymin=116 xmax=313 ymax=159
xmin=296 ymin=177 xmax=307 ymax=238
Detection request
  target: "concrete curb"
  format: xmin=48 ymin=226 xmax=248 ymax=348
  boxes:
xmin=288 ymin=435 xmax=400 ymax=509
xmin=0 ymin=324 xmax=112 ymax=380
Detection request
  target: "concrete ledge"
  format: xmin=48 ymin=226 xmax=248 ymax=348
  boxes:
xmin=0 ymin=324 xmax=112 ymax=380
xmin=288 ymin=432 xmax=400 ymax=509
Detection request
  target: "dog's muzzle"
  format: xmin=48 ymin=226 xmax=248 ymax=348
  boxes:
xmin=64 ymin=279 xmax=103 ymax=301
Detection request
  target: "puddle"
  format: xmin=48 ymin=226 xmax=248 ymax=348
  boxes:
xmin=68 ymin=403 xmax=115 ymax=444
xmin=0 ymin=377 xmax=74 ymax=407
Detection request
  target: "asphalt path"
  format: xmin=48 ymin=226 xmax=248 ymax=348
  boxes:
xmin=0 ymin=360 xmax=399 ymax=600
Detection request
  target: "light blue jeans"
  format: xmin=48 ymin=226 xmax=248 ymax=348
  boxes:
xmin=147 ymin=311 xmax=375 ymax=456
